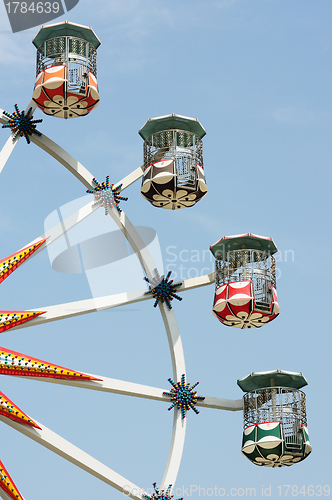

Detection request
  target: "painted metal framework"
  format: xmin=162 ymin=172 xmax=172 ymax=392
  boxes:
xmin=215 ymin=249 xmax=276 ymax=307
xmin=143 ymin=129 xmax=203 ymax=186
xmin=36 ymin=36 xmax=98 ymax=85
xmin=0 ymin=101 xmax=242 ymax=500
xmin=243 ymin=387 xmax=307 ymax=429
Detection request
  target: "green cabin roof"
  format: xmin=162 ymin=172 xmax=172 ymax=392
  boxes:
xmin=210 ymin=232 xmax=278 ymax=258
xmin=139 ymin=113 xmax=206 ymax=140
xmin=32 ymin=21 xmax=101 ymax=49
xmin=237 ymin=369 xmax=308 ymax=392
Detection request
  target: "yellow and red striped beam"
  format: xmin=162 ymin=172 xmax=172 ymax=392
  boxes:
xmin=0 ymin=390 xmax=40 ymax=429
xmin=0 ymin=346 xmax=101 ymax=381
xmin=0 ymin=459 xmax=24 ymax=500
xmin=0 ymin=311 xmax=45 ymax=334
xmin=0 ymin=239 xmax=47 ymax=333
xmin=0 ymin=239 xmax=46 ymax=284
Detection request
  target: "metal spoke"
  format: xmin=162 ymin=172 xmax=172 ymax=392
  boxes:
xmin=14 ymin=289 xmax=151 ymax=330
xmin=0 ymin=415 xmax=145 ymax=500
xmin=0 ymin=101 xmax=36 ymax=174
xmin=9 ymin=373 xmax=243 ymax=411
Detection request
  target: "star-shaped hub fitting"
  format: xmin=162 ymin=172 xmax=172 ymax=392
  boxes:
xmin=2 ymin=105 xmax=42 ymax=144
xmin=163 ymin=374 xmax=205 ymax=419
xmin=143 ymin=483 xmax=183 ymax=500
xmin=86 ymin=176 xmax=128 ymax=215
xmin=144 ymin=269 xmax=182 ymax=310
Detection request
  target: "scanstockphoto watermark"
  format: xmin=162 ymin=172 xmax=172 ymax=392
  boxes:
xmin=165 ymin=246 xmax=295 ymax=281
xmin=122 ymin=485 xmax=258 ymax=497
xmin=123 ymin=484 xmax=331 ymax=497
xmin=3 ymin=0 xmax=79 ymax=33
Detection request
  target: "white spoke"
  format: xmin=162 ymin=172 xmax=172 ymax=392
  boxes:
xmin=30 ymin=133 xmax=95 ymax=189
xmin=0 ymin=415 xmax=145 ymax=500
xmin=14 ymin=289 xmax=150 ymax=329
xmin=29 ymin=132 xmax=141 ymax=191
xmin=118 ymin=165 xmax=144 ymax=190
xmin=179 ymin=272 xmax=215 ymax=291
xmin=7 ymin=373 xmax=243 ymax=411
xmin=20 ymin=200 xmax=100 ymax=259
xmin=0 ymin=101 xmax=37 ymax=175
xmin=24 ymin=100 xmax=37 ymax=115
xmin=22 ymin=375 xmax=167 ymax=400
xmin=197 ymin=397 xmax=243 ymax=411
xmin=0 ymin=133 xmax=18 ymax=175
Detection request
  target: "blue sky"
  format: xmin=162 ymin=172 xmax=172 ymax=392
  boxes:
xmin=0 ymin=1 xmax=331 ymax=499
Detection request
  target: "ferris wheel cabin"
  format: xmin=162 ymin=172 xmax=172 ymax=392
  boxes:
xmin=139 ymin=114 xmax=208 ymax=209
xmin=238 ymin=370 xmax=312 ymax=467
xmin=210 ymin=233 xmax=280 ymax=329
xmin=32 ymin=21 xmax=101 ymax=119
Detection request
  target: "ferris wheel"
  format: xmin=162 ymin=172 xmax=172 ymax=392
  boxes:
xmin=0 ymin=21 xmax=311 ymax=500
